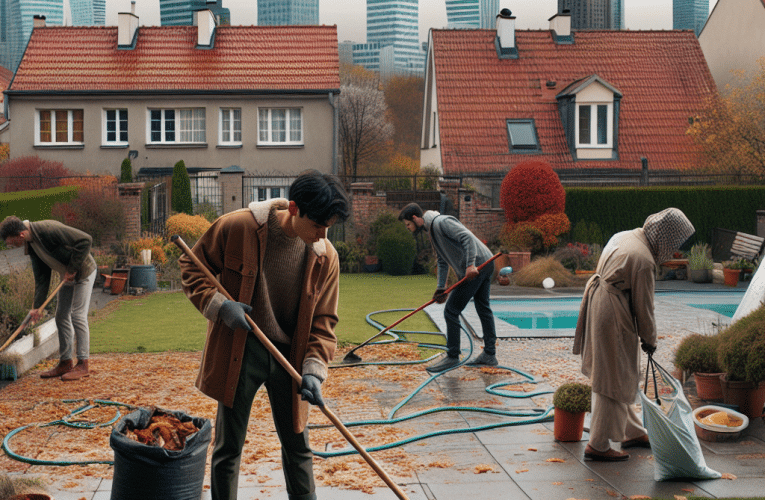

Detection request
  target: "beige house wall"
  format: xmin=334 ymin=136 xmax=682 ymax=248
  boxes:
xmin=699 ymin=0 xmax=765 ymax=92
xmin=6 ymin=94 xmax=336 ymax=176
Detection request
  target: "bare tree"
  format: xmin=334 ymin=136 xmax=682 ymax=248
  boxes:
xmin=339 ymin=65 xmax=393 ymax=180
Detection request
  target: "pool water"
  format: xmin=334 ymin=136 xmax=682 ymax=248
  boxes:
xmin=493 ymin=291 xmax=744 ymax=330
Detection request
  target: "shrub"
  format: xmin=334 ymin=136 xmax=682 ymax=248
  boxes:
xmin=0 ymin=267 xmax=57 ymax=340
xmin=687 ymin=242 xmax=714 ymax=271
xmin=165 ymin=213 xmax=211 ymax=249
xmin=511 ymin=256 xmax=575 ymax=288
xmin=498 ymin=221 xmax=543 ymax=253
xmin=334 ymin=241 xmax=363 ymax=273
xmin=377 ymin=224 xmax=417 ymax=276
xmin=120 ymin=158 xmax=133 ymax=183
xmin=366 ymin=210 xmax=400 ymax=255
xmin=532 ymin=212 xmax=571 ymax=248
xmin=129 ymin=236 xmax=168 ymax=265
xmin=193 ymin=201 xmax=220 ymax=223
xmin=717 ymin=304 xmax=765 ymax=382
xmin=171 ymin=160 xmax=193 ymax=215
xmin=553 ymin=382 xmax=591 ymax=413
xmin=0 ymin=143 xmax=9 ymax=163
xmin=0 ymin=156 xmax=73 ymax=192
xmin=51 ymin=188 xmax=126 ymax=246
xmin=674 ymin=333 xmax=722 ymax=374
xmin=499 ymin=159 xmax=566 ymax=224
xmin=571 ymin=219 xmax=604 ymax=246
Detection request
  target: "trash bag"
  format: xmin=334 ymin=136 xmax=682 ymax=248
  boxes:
xmin=110 ymin=407 xmax=212 ymax=500
xmin=638 ymin=356 xmax=721 ymax=482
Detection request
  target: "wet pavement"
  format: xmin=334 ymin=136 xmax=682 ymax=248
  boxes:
xmin=3 ymin=246 xmax=765 ymax=499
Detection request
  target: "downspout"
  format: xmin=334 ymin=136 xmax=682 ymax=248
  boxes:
xmin=329 ymin=91 xmax=338 ymax=176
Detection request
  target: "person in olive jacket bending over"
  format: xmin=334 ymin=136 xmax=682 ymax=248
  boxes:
xmin=179 ymin=170 xmax=350 ymax=500
xmin=574 ymin=208 xmax=695 ymax=462
xmin=1 ymin=216 xmax=97 ymax=381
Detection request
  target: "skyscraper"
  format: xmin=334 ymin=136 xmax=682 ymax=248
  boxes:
xmin=0 ymin=0 xmax=64 ymax=71
xmin=364 ymin=0 xmax=424 ymax=76
xmin=70 ymin=0 xmax=105 ymax=26
xmin=160 ymin=0 xmax=230 ymax=26
xmin=557 ymin=0 xmax=624 ymax=30
xmin=257 ymin=0 xmax=319 ymax=25
xmin=445 ymin=0 xmax=499 ymax=29
xmin=673 ymin=0 xmax=709 ymax=36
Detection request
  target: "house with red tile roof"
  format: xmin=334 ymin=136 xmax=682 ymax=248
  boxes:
xmin=0 ymin=65 xmax=13 ymax=134
xmin=421 ymin=9 xmax=716 ymax=199
xmin=699 ymin=0 xmax=765 ymax=92
xmin=4 ymin=7 xmax=341 ymax=192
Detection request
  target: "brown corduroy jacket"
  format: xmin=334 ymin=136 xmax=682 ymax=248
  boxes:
xmin=179 ymin=200 xmax=339 ymax=433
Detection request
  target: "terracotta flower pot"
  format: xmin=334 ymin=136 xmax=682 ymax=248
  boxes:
xmin=723 ymin=267 xmax=740 ymax=287
xmin=553 ymin=408 xmax=586 ymax=442
xmin=720 ymin=374 xmax=765 ymax=420
xmin=694 ymin=372 xmax=724 ymax=401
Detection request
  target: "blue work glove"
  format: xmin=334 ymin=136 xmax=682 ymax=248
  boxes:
xmin=432 ymin=288 xmax=448 ymax=304
xmin=641 ymin=340 xmax=656 ymax=355
xmin=219 ymin=300 xmax=252 ymax=331
xmin=300 ymin=374 xmax=324 ymax=407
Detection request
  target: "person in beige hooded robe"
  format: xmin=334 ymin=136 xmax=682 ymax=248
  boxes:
xmin=573 ymin=208 xmax=695 ymax=461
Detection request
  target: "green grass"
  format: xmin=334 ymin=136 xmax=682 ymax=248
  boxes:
xmin=89 ymin=273 xmax=442 ymax=353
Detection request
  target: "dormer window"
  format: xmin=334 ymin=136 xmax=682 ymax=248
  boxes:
xmin=556 ymin=74 xmax=622 ymax=161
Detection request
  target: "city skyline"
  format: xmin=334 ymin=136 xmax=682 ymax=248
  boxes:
xmin=107 ymin=0 xmax=720 ymax=43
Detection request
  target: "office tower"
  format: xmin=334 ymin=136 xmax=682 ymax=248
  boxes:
xmin=558 ymin=0 xmax=624 ymax=30
xmin=257 ymin=0 xmax=319 ymax=25
xmin=446 ymin=0 xmax=499 ymax=29
xmin=673 ymin=0 xmax=709 ymax=36
xmin=160 ymin=0 xmax=230 ymax=26
xmin=0 ymin=0 xmax=64 ymax=71
xmin=365 ymin=0 xmax=425 ymax=76
xmin=70 ymin=0 xmax=105 ymax=26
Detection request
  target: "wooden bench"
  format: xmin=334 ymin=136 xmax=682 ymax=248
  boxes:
xmin=731 ymin=232 xmax=765 ymax=261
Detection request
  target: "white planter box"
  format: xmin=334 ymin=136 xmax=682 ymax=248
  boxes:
xmin=0 ymin=319 xmax=59 ymax=380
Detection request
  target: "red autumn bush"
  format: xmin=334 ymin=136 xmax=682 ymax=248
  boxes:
xmin=51 ymin=188 xmax=126 ymax=246
xmin=499 ymin=160 xmax=566 ymax=224
xmin=0 ymin=156 xmax=74 ymax=192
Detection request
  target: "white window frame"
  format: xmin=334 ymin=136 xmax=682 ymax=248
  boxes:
xmin=35 ymin=109 xmax=84 ymax=145
xmin=103 ymin=108 xmax=129 ymax=145
xmin=576 ymin=103 xmax=613 ymax=148
xmin=258 ymin=108 xmax=303 ymax=146
xmin=255 ymin=186 xmax=287 ymax=202
xmin=147 ymin=108 xmax=206 ymax=144
xmin=219 ymin=108 xmax=242 ymax=145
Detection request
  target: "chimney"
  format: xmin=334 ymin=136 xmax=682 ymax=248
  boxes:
xmin=195 ymin=8 xmax=217 ymax=47
xmin=549 ymin=9 xmax=573 ymax=44
xmin=495 ymin=9 xmax=518 ymax=59
xmin=118 ymin=1 xmax=139 ymax=48
xmin=33 ymin=15 xmax=46 ymax=28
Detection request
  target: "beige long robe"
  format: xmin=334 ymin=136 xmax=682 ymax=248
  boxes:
xmin=573 ymin=228 xmax=657 ymax=404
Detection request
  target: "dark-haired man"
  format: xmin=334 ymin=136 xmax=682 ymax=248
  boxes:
xmin=0 ymin=215 xmax=96 ymax=381
xmin=398 ymin=202 xmax=498 ymax=373
xmin=180 ymin=170 xmax=350 ymax=500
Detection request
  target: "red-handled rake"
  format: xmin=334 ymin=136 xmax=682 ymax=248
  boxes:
xmin=341 ymin=252 xmax=502 ymax=364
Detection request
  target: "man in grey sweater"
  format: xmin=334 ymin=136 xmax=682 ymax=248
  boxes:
xmin=399 ymin=203 xmax=498 ymax=373
xmin=1 ymin=216 xmax=96 ymax=380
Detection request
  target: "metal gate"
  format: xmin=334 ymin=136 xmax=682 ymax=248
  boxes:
xmin=145 ymin=182 xmax=167 ymax=236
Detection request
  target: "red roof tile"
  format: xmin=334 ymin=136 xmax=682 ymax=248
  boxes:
xmin=431 ymin=29 xmax=716 ymax=173
xmin=10 ymin=25 xmax=340 ymax=93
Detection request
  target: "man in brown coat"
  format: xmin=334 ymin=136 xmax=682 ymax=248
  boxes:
xmin=180 ymin=170 xmax=349 ymax=500
xmin=574 ymin=208 xmax=695 ymax=461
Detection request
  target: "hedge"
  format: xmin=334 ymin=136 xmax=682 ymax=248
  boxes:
xmin=565 ymin=186 xmax=765 ymax=247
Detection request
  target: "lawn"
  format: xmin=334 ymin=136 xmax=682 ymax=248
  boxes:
xmin=89 ymin=273 xmax=442 ymax=353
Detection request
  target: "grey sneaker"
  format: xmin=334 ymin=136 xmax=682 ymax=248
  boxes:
xmin=426 ymin=355 xmax=461 ymax=373
xmin=466 ymin=352 xmax=498 ymax=366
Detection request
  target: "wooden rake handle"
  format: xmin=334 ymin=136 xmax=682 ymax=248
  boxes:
xmin=0 ymin=279 xmax=66 ymax=352
xmin=171 ymin=236 xmax=410 ymax=500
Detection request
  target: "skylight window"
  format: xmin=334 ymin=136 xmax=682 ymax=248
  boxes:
xmin=506 ymin=119 xmax=540 ymax=152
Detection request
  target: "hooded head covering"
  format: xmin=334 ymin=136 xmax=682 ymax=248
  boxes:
xmin=643 ymin=208 xmax=695 ymax=264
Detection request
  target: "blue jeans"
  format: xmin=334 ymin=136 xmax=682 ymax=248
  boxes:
xmin=444 ymin=262 xmax=496 ymax=358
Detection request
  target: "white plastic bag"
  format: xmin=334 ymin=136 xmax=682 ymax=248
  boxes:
xmin=639 ymin=356 xmax=721 ymax=481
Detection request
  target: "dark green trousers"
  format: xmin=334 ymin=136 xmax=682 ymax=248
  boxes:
xmin=211 ymin=334 xmax=316 ymax=500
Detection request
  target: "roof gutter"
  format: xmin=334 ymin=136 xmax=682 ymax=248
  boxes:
xmin=4 ymin=89 xmax=342 ymax=97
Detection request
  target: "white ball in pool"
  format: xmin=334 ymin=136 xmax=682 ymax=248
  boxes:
xmin=542 ymin=277 xmax=555 ymax=289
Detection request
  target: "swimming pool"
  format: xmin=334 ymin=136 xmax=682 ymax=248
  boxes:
xmin=492 ymin=290 xmax=745 ymax=332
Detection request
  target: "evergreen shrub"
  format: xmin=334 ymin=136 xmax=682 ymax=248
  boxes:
xmin=377 ymin=224 xmax=417 ymax=276
xmin=171 ymin=160 xmax=193 ymax=215
xmin=120 ymin=158 xmax=133 ymax=183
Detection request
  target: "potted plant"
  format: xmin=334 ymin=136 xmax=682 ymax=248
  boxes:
xmin=552 ymin=382 xmax=591 ymax=442
xmin=674 ymin=333 xmax=724 ymax=400
xmin=687 ymin=243 xmax=714 ymax=284
xmin=722 ymin=259 xmax=746 ymax=287
xmin=716 ymin=305 xmax=765 ymax=419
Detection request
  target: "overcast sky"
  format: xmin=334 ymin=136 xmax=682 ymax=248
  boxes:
xmin=108 ymin=0 xmax=719 ymax=43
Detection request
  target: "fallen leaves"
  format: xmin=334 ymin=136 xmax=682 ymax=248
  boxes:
xmin=722 ymin=472 xmax=737 ymax=480
xmin=474 ymin=464 xmax=494 ymax=473
xmin=546 ymin=458 xmax=565 ymax=463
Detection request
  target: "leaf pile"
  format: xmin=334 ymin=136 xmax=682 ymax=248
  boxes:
xmin=124 ymin=409 xmax=199 ymax=451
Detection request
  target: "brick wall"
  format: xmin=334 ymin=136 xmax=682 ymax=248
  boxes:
xmin=349 ymin=182 xmax=389 ymax=242
xmin=118 ymin=183 xmax=144 ymax=241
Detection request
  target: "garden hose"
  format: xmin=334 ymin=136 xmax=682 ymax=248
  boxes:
xmin=2 ymin=399 xmax=135 ymax=466
xmin=316 ymin=308 xmax=554 ymax=458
